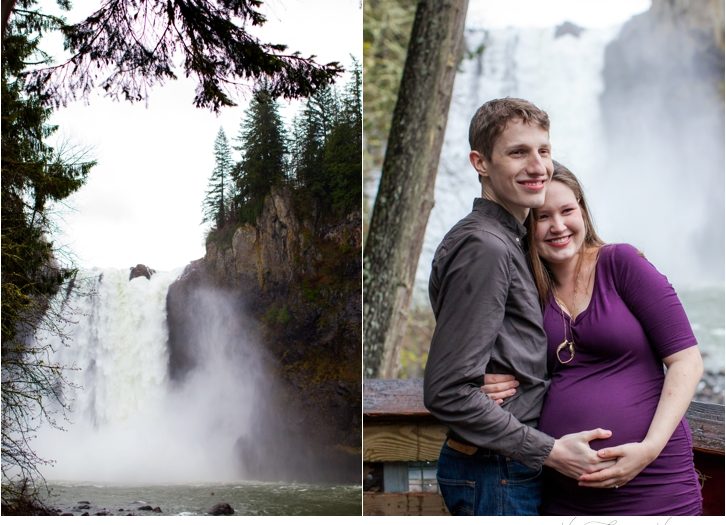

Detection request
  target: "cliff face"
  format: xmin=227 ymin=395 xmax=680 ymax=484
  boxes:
xmin=602 ymin=0 xmax=723 ymax=120
xmin=167 ymin=188 xmax=361 ymax=483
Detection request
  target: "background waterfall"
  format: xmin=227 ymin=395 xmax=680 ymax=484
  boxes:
xmin=33 ymin=269 xmax=272 ymax=483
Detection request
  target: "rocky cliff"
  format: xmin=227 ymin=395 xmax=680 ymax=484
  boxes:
xmin=167 ymin=187 xmax=361 ymax=483
xmin=602 ymin=0 xmax=723 ymax=122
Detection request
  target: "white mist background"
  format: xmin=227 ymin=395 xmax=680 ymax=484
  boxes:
xmin=33 ymin=270 xmax=269 ymax=482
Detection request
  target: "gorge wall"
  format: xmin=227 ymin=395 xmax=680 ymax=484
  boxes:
xmin=166 ymin=188 xmax=361 ymax=483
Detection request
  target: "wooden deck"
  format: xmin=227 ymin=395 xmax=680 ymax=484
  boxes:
xmin=363 ymin=378 xmax=725 ymax=516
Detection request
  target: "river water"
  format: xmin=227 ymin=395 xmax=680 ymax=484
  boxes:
xmin=42 ymin=481 xmax=361 ymax=516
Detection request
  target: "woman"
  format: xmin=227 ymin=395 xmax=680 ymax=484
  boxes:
xmin=485 ymin=161 xmax=703 ymax=515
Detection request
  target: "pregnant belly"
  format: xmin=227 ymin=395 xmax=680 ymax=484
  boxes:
xmin=538 ymin=372 xmax=661 ymax=449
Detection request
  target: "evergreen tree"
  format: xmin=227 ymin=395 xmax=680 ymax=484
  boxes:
xmin=291 ymin=85 xmax=339 ymax=196
xmin=233 ymin=88 xmax=287 ymax=223
xmin=8 ymin=0 xmax=343 ymax=112
xmin=202 ymin=128 xmax=233 ymax=228
xmin=2 ymin=3 xmax=94 ymax=507
xmin=322 ymin=65 xmax=362 ymax=218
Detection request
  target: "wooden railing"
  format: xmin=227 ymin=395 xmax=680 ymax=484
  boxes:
xmin=363 ymin=378 xmax=725 ymax=516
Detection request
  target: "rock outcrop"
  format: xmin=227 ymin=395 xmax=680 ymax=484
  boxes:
xmin=166 ymin=187 xmax=361 ymax=484
xmin=208 ymin=503 xmax=234 ymax=516
xmin=129 ymin=264 xmax=155 ymax=280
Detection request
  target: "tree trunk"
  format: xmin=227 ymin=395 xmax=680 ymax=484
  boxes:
xmin=363 ymin=0 xmax=468 ymax=378
xmin=2 ymin=0 xmax=16 ymax=38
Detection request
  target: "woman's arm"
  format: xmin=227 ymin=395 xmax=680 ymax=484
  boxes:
xmin=577 ymin=345 xmax=703 ymax=488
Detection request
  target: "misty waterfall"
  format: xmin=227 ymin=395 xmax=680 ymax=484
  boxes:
xmin=32 ymin=269 xmax=267 ymax=483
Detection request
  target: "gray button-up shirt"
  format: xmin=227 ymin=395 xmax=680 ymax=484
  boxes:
xmin=423 ymin=198 xmax=555 ymax=470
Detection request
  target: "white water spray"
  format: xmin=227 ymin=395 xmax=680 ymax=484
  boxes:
xmin=33 ymin=269 xmax=269 ymax=483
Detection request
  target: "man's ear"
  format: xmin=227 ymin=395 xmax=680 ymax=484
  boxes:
xmin=469 ymin=150 xmax=487 ymax=183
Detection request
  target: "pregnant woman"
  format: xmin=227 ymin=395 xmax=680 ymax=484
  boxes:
xmin=485 ymin=161 xmax=703 ymax=515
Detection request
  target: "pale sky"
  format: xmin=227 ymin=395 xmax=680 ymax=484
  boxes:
xmin=43 ymin=0 xmax=361 ymax=271
xmin=467 ymin=0 xmax=651 ymax=28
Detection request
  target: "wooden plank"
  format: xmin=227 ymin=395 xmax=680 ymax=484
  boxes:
xmin=365 ymin=379 xmax=725 ymax=454
xmin=687 ymin=401 xmax=725 ymax=454
xmin=363 ymin=492 xmax=449 ymax=516
xmin=364 ymin=422 xmax=446 ymax=462
xmin=364 ymin=378 xmax=428 ymax=418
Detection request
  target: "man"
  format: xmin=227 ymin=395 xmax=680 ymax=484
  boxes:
xmin=423 ymin=98 xmax=613 ymax=516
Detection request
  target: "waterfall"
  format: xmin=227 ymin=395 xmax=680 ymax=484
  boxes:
xmin=412 ymin=23 xmax=723 ymax=302
xmin=32 ymin=269 xmax=269 ymax=483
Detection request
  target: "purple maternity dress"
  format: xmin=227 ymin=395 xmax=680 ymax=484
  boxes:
xmin=538 ymin=243 xmax=702 ymax=515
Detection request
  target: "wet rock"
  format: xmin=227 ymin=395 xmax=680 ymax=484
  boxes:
xmin=81 ymin=512 xmax=89 ymax=516
xmin=95 ymin=511 xmax=109 ymax=516
xmin=152 ymin=507 xmax=162 ymax=513
xmin=554 ymin=21 xmax=584 ymax=38
xmin=76 ymin=504 xmax=90 ymax=510
xmin=208 ymin=503 xmax=234 ymax=515
xmin=78 ymin=501 xmax=90 ymax=504
xmin=138 ymin=505 xmax=153 ymax=511
xmin=61 ymin=513 xmax=74 ymax=516
xmin=129 ymin=264 xmax=155 ymax=280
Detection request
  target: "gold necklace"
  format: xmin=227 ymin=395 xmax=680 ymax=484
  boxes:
xmin=552 ymin=249 xmax=597 ymax=365
xmin=553 ymin=258 xmax=582 ymax=365
xmin=553 ymin=296 xmax=575 ymax=364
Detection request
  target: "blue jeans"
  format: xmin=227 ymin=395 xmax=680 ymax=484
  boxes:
xmin=436 ymin=440 xmax=543 ymax=515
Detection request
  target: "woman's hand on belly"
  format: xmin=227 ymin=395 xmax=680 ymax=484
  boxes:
xmin=577 ymin=441 xmax=659 ymax=489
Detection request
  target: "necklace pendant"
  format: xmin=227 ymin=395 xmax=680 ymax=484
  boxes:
xmin=556 ymin=340 xmax=575 ymax=364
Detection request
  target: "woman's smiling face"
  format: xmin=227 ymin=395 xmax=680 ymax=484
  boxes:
xmin=533 ymin=180 xmax=586 ymax=266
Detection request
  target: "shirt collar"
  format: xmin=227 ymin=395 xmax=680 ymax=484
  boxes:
xmin=472 ymin=198 xmax=528 ymax=239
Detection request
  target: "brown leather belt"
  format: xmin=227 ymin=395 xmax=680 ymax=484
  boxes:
xmin=446 ymin=437 xmax=480 ymax=456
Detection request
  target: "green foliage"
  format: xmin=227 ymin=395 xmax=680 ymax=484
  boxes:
xmin=1 ymin=2 xmax=93 ymax=507
xmin=397 ymin=307 xmax=435 ymax=379
xmin=290 ymin=85 xmax=339 ymax=195
xmin=202 ymin=127 xmax=233 ymax=228
xmin=290 ymin=58 xmax=362 ymax=221
xmin=24 ymin=0 xmax=344 ymax=112
xmin=233 ymin=87 xmax=288 ymax=224
xmin=264 ymin=304 xmax=291 ymax=325
xmin=362 ymin=0 xmax=416 ymax=171
xmin=204 ymin=57 xmax=362 ymax=237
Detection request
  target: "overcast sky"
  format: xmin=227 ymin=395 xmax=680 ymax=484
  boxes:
xmin=44 ymin=0 xmax=649 ymax=272
xmin=44 ymin=0 xmax=361 ymax=272
xmin=468 ymin=0 xmax=650 ymax=27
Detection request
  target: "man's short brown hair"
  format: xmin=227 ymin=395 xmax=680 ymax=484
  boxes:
xmin=469 ymin=98 xmax=550 ymax=160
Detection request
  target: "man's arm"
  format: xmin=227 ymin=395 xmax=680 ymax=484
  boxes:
xmin=424 ymin=233 xmax=549 ymax=464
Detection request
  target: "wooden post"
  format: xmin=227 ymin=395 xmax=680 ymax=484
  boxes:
xmin=363 ymin=0 xmax=469 ymax=379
